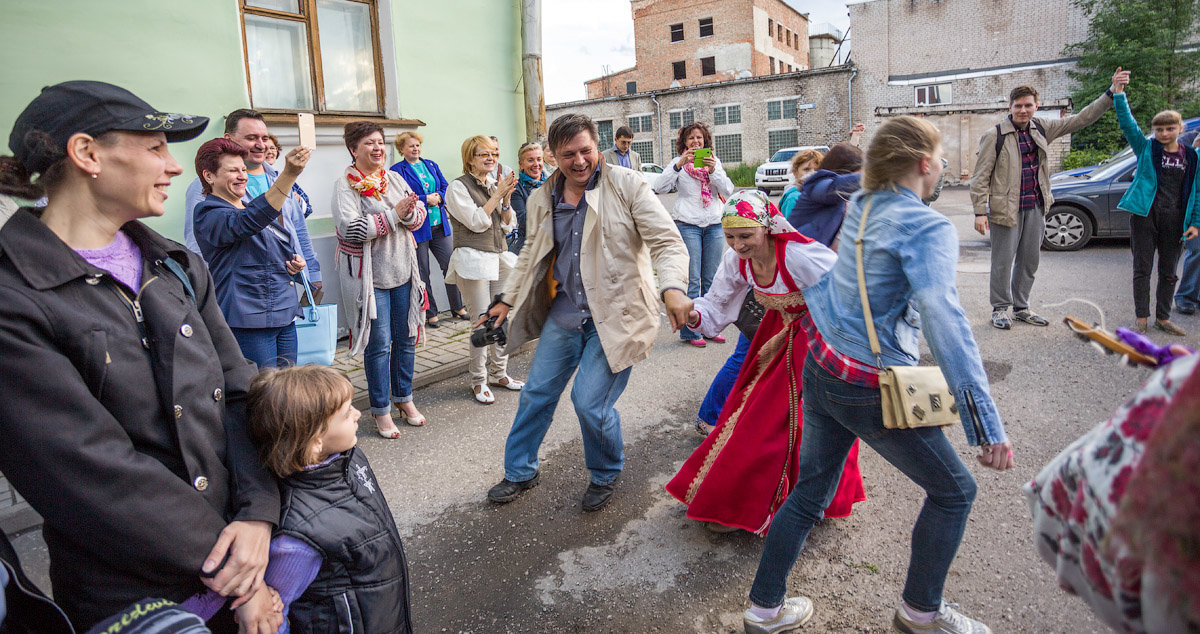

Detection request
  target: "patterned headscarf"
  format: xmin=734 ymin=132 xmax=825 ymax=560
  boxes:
xmin=721 ymin=189 xmax=798 ymax=235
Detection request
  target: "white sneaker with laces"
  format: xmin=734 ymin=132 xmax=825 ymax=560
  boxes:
xmin=743 ymin=596 xmax=813 ymax=634
xmin=892 ymin=602 xmax=991 ymax=634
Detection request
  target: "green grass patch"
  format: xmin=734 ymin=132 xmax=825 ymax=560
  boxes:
xmin=726 ymin=162 xmax=763 ymax=188
xmin=847 ymin=561 xmax=879 ymax=574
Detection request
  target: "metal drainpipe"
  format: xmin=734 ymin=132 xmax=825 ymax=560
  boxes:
xmin=650 ymin=93 xmax=663 ymax=165
xmin=847 ymin=67 xmax=857 ymax=133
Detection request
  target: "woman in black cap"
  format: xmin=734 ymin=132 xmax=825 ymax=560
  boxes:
xmin=0 ymin=81 xmax=283 ymax=631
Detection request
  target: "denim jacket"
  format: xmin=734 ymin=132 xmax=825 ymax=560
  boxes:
xmin=804 ymin=187 xmax=1008 ymax=445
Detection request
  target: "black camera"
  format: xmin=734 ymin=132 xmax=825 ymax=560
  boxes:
xmin=470 ymin=315 xmax=507 ymax=348
xmin=470 ymin=295 xmax=508 ymax=348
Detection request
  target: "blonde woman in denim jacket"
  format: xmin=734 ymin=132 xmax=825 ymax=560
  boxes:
xmin=741 ymin=116 xmax=1014 ymax=634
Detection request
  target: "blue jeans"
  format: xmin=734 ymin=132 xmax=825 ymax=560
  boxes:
xmin=1175 ymin=235 xmax=1200 ymax=311
xmin=697 ymin=333 xmax=751 ymax=425
xmin=364 ymin=283 xmax=416 ymax=415
xmin=749 ymin=352 xmax=977 ymax=612
xmin=503 ymin=319 xmax=631 ymax=486
xmin=231 ymin=324 xmax=297 ymax=369
xmin=676 ymin=221 xmax=725 ymax=340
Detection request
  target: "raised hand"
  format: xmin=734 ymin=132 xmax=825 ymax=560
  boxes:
xmin=1111 ymin=67 xmax=1130 ymax=94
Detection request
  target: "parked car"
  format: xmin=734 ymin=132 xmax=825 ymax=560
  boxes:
xmin=754 ymin=145 xmax=830 ymax=192
xmin=1044 ymin=153 xmax=1136 ymax=250
xmin=1050 ymin=116 xmax=1200 ymax=182
xmin=640 ymin=162 xmax=668 ymax=191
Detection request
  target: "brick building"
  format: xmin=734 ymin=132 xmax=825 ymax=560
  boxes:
xmin=585 ymin=0 xmax=809 ymax=99
xmin=555 ymin=0 xmax=1099 ymax=183
xmin=848 ymin=0 xmax=1092 ymax=183
xmin=554 ymin=66 xmax=856 ymax=168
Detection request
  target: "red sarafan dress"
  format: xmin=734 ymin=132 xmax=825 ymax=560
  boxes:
xmin=666 ymin=235 xmax=866 ymax=534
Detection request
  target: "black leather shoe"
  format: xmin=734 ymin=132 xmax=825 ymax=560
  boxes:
xmin=581 ymin=482 xmax=616 ymax=512
xmin=487 ymin=473 xmax=539 ymax=504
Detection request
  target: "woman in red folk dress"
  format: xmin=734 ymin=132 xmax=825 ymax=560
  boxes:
xmin=666 ymin=189 xmax=866 ymax=534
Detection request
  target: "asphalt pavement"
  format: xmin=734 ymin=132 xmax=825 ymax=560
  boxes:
xmin=14 ymin=187 xmax=1200 ymax=632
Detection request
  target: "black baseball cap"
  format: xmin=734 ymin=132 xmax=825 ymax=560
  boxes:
xmin=8 ymin=80 xmax=209 ymax=175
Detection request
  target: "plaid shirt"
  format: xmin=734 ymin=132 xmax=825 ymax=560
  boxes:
xmin=1015 ymin=122 xmax=1043 ymax=212
xmin=803 ymin=317 xmax=881 ymax=388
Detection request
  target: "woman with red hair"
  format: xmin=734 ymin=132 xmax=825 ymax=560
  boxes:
xmin=193 ymin=136 xmax=311 ymax=369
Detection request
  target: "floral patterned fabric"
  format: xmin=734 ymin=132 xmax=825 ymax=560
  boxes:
xmin=1024 ymin=354 xmax=1199 ymax=633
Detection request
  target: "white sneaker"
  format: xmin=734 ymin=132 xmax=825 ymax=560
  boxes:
xmin=743 ymin=596 xmax=813 ymax=634
xmin=893 ymin=602 xmax=991 ymax=634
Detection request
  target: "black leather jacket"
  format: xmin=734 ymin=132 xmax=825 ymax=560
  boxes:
xmin=0 ymin=209 xmax=278 ymax=629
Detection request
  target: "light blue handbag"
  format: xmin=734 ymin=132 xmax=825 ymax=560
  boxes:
xmin=295 ymin=269 xmax=337 ymax=366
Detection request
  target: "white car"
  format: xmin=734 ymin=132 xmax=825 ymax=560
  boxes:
xmin=640 ymin=162 xmax=669 ymax=192
xmin=754 ymin=145 xmax=830 ymax=193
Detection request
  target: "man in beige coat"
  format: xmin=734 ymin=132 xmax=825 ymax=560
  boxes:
xmin=970 ymin=68 xmax=1128 ymax=330
xmin=483 ymin=113 xmax=691 ymax=512
xmin=602 ymin=126 xmax=642 ymax=172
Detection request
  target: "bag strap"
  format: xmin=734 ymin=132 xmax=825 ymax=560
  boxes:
xmin=853 ymin=195 xmax=884 ymax=368
xmin=299 ymin=267 xmax=318 ymax=321
xmin=162 ymin=257 xmax=197 ymax=309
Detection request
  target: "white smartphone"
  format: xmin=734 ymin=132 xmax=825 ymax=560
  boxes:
xmin=297 ymin=112 xmax=316 ymax=149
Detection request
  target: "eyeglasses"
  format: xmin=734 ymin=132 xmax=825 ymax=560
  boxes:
xmin=474 ymin=151 xmax=500 ymax=158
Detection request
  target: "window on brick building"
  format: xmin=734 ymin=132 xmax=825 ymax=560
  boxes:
xmin=768 ymin=129 xmax=798 ymax=156
xmin=670 ymin=23 xmax=684 ymax=42
xmin=767 ymin=97 xmax=797 ymax=121
xmin=626 ymin=81 xmax=637 ymax=95
xmin=778 ymin=27 xmax=783 ymax=42
xmin=672 ymin=60 xmax=686 ymax=80
xmin=630 ymin=140 xmax=653 ymax=161
xmin=915 ymin=83 xmax=952 ymax=106
xmin=714 ymin=134 xmax=742 ymax=164
xmin=628 ymin=113 xmax=653 ymax=133
xmin=669 ymin=109 xmax=694 ymax=130
xmin=701 ymin=56 xmax=716 ymax=76
xmin=699 ymin=17 xmax=713 ymax=37
xmin=768 ymin=18 xmax=773 ymax=37
xmin=768 ymin=56 xmax=775 ymax=74
xmin=713 ymin=104 xmax=741 ymax=125
xmin=597 ymin=120 xmax=614 ymax=149
xmin=786 ymin=30 xmax=792 ymax=47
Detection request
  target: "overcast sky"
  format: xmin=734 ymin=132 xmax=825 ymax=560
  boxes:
xmin=543 ymin=0 xmax=851 ymax=105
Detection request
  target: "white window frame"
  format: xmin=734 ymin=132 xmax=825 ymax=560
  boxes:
xmin=914 ymin=83 xmax=952 ymax=106
xmin=628 ymin=112 xmax=654 ymax=134
xmin=668 ymin=108 xmax=695 ymax=130
xmin=712 ymin=102 xmax=742 ymax=126
xmin=766 ymin=95 xmax=801 ymax=121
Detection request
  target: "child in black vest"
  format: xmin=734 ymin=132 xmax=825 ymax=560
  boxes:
xmin=246 ymin=366 xmax=412 ymax=633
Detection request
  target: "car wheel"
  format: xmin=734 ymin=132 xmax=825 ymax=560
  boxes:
xmin=1042 ymin=206 xmax=1094 ymax=251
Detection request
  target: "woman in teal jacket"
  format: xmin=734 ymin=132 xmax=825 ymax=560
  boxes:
xmin=1114 ymin=85 xmax=1200 ymax=335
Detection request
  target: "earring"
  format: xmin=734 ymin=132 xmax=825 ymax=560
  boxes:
xmin=91 ymin=172 xmax=99 ymax=179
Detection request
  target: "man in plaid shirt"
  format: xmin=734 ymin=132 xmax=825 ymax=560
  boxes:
xmin=970 ymin=69 xmax=1129 ymax=330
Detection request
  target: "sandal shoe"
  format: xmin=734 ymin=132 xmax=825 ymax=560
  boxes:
xmin=401 ymin=415 xmax=426 ymax=427
xmin=490 ymin=376 xmax=525 ymax=391
xmin=473 ymin=384 xmax=495 ymax=404
xmin=1133 ymin=319 xmax=1149 ymax=334
xmin=453 ymin=310 xmax=471 ymax=321
xmin=704 ymin=334 xmax=727 ymax=343
xmin=375 ymin=422 xmax=401 ymax=439
xmin=425 ymin=318 xmax=441 ymax=329
xmin=1155 ymin=320 xmax=1187 ymax=336
xmin=685 ymin=338 xmax=707 ymax=348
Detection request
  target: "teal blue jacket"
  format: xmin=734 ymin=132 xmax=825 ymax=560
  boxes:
xmin=1115 ymin=92 xmax=1200 ymax=230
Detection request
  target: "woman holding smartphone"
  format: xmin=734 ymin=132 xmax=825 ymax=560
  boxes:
xmin=654 ymin=122 xmax=734 ymax=347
